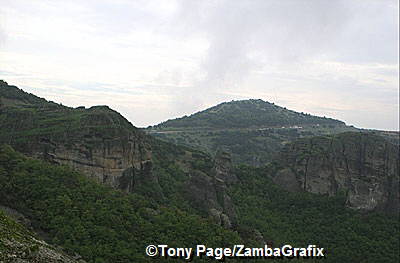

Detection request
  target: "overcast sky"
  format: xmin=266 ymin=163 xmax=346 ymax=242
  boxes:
xmin=0 ymin=0 xmax=398 ymax=130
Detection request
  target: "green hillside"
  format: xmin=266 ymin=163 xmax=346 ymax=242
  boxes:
xmin=1 ymin=144 xmax=398 ymax=262
xmin=148 ymin=99 xmax=356 ymax=165
xmin=0 ymin=145 xmax=242 ymax=262
xmin=154 ymin=99 xmax=345 ymax=129
xmin=0 ymin=80 xmax=140 ymax=155
xmin=1 ymin=81 xmax=398 ymax=262
xmin=0 ymin=209 xmax=82 ymax=262
xmin=229 ymin=165 xmax=399 ymax=262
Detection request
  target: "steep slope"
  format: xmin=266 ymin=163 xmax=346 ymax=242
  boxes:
xmin=272 ymin=132 xmax=399 ymax=214
xmin=1 ymin=81 xmax=399 ymax=262
xmin=149 ymin=137 xmax=239 ymax=227
xmin=0 ymin=80 xmax=239 ymax=227
xmin=0 ymin=145 xmax=243 ymax=262
xmin=0 ymin=210 xmax=82 ymax=262
xmin=1 ymin=144 xmax=399 ymax=262
xmin=228 ymin=165 xmax=399 ymax=262
xmin=149 ymin=99 xmax=356 ymax=165
xmin=0 ymin=80 xmax=154 ymax=194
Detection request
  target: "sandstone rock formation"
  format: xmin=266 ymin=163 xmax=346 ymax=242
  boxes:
xmin=214 ymin=150 xmax=238 ymax=184
xmin=0 ymin=82 xmax=158 ymax=195
xmin=273 ymin=132 xmax=399 ymax=214
xmin=184 ymin=151 xmax=237 ymax=228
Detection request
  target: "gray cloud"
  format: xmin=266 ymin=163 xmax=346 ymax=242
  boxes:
xmin=165 ymin=0 xmax=398 ymax=130
xmin=170 ymin=1 xmax=346 ymax=98
xmin=174 ymin=0 xmax=397 ymax=83
xmin=0 ymin=0 xmax=398 ymax=130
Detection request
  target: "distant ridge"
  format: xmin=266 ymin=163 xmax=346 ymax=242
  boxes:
xmin=154 ymin=99 xmax=345 ymax=129
xmin=149 ymin=99 xmax=354 ymax=166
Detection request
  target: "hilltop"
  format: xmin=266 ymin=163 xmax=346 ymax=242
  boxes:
xmin=0 ymin=80 xmax=255 ymax=238
xmin=1 ymin=80 xmax=399 ymax=262
xmin=149 ymin=99 xmax=355 ymax=165
xmin=154 ymin=99 xmax=345 ymax=129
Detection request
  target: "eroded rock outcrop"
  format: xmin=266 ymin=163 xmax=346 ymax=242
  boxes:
xmin=28 ymin=110 xmax=154 ymax=194
xmin=0 ymin=82 xmax=157 ymax=195
xmin=38 ymin=129 xmax=152 ymax=191
xmin=273 ymin=132 xmax=399 ymax=214
xmin=184 ymin=151 xmax=237 ymax=228
xmin=214 ymin=150 xmax=238 ymax=184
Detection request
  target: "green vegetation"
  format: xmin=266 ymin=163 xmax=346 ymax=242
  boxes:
xmin=0 ymin=145 xmax=242 ymax=262
xmin=154 ymin=99 xmax=344 ymax=129
xmin=229 ymin=165 xmax=400 ymax=262
xmin=0 ymin=208 xmax=80 ymax=262
xmin=150 ymin=125 xmax=357 ymax=166
xmin=0 ymin=210 xmax=38 ymax=258
xmin=0 ymin=80 xmax=53 ymax=107
xmin=148 ymin=99 xmax=358 ymax=165
xmin=1 ymin=81 xmax=399 ymax=262
xmin=3 ymin=142 xmax=397 ymax=262
xmin=0 ymin=81 xmax=138 ymax=153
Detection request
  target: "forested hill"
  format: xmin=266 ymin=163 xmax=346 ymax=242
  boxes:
xmin=153 ymin=99 xmax=345 ymax=129
xmin=1 ymin=80 xmax=399 ymax=262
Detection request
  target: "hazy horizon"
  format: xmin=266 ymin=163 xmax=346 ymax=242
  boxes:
xmin=2 ymin=78 xmax=398 ymax=131
xmin=0 ymin=0 xmax=398 ymax=130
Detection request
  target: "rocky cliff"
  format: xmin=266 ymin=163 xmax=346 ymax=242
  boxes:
xmin=273 ymin=132 xmax=399 ymax=214
xmin=0 ymin=81 xmax=155 ymax=194
xmin=184 ymin=150 xmax=238 ymax=228
xmin=0 ymin=81 xmax=239 ymax=210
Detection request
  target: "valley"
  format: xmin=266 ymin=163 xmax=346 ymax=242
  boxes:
xmin=0 ymin=80 xmax=399 ymax=262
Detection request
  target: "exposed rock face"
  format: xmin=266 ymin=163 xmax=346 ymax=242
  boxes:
xmin=35 ymin=122 xmax=151 ymax=195
xmin=119 ymin=160 xmax=164 ymax=201
xmin=184 ymin=151 xmax=237 ymax=228
xmin=214 ymin=150 xmax=238 ymax=184
xmin=35 ymin=129 xmax=152 ymax=192
xmin=26 ymin=118 xmax=165 ymax=200
xmin=273 ymin=132 xmax=399 ymax=214
xmin=0 ymin=82 xmax=156 ymax=194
